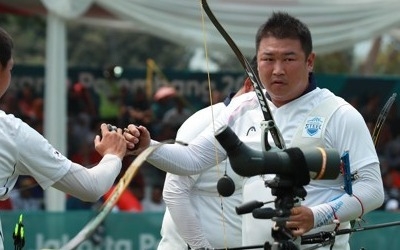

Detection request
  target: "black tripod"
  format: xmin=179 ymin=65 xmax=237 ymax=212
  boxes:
xmin=252 ymin=175 xmax=307 ymax=250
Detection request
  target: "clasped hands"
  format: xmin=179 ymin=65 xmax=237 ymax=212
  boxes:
xmin=122 ymin=124 xmax=151 ymax=155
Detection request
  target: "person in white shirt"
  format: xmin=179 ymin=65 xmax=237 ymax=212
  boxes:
xmin=0 ymin=26 xmax=127 ymax=249
xmin=125 ymin=12 xmax=384 ymax=250
xmin=158 ymin=75 xmax=254 ymax=250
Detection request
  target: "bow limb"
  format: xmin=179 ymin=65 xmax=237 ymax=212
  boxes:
xmin=200 ymin=0 xmax=285 ymax=150
xmin=371 ymin=92 xmax=397 ymax=146
xmin=59 ymin=143 xmax=167 ymax=250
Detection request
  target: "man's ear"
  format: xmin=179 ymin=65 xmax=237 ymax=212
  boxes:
xmin=307 ymin=52 xmax=316 ymax=72
xmin=244 ymin=77 xmax=254 ymax=92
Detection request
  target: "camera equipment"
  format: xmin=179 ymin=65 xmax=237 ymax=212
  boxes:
xmin=215 ymin=125 xmax=341 ymax=250
xmin=215 ymin=125 xmax=340 ymax=183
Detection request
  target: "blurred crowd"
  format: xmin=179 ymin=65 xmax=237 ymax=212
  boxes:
xmin=1 ymin=78 xmax=400 ymax=213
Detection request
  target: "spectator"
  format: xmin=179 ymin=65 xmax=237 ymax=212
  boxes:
xmin=9 ymin=177 xmax=44 ymax=211
xmin=142 ymin=184 xmax=166 ymax=212
xmin=67 ymin=81 xmax=98 ymax=118
xmin=120 ymin=87 xmax=154 ymax=131
xmin=102 ymin=156 xmax=146 ymax=212
xmin=103 ymin=185 xmax=143 ymax=212
xmin=158 ymin=96 xmax=192 ymax=141
xmin=66 ymin=195 xmax=102 ymax=210
xmin=17 ymin=84 xmax=42 ymax=121
xmin=162 ymin=96 xmax=192 ymax=130
xmin=384 ymin=134 xmax=400 ymax=188
xmin=380 ymin=167 xmax=400 ymax=211
xmin=0 ymin=198 xmax=13 ymax=210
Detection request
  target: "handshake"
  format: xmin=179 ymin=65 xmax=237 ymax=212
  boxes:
xmin=98 ymin=124 xmax=146 ymax=156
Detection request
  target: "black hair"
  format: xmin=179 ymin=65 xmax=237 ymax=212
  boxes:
xmin=255 ymin=12 xmax=312 ymax=58
xmin=0 ymin=27 xmax=13 ymax=68
xmin=243 ymin=55 xmax=258 ymax=79
xmin=250 ymin=54 xmax=258 ymax=75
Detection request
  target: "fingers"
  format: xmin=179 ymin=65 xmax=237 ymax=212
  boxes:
xmin=291 ymin=207 xmax=300 ymax=216
xmin=99 ymin=123 xmax=122 ymax=136
xmin=123 ymin=126 xmax=139 ymax=150
xmin=289 ymin=226 xmax=303 ymax=237
xmin=125 ymin=124 xmax=140 ymax=137
xmin=124 ymin=125 xmax=150 ymax=151
xmin=124 ymin=124 xmax=150 ymax=146
xmin=95 ymin=123 xmax=126 ymax=159
xmin=286 ymin=206 xmax=314 ymax=237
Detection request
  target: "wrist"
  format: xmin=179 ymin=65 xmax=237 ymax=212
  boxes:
xmin=310 ymin=203 xmax=336 ymax=228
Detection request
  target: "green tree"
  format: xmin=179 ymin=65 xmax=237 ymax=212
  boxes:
xmin=374 ymin=42 xmax=400 ymax=76
xmin=0 ymin=14 xmax=46 ymax=65
xmin=314 ymin=49 xmax=355 ymax=75
xmin=3 ymin=13 xmax=399 ymax=76
xmin=0 ymin=14 xmax=193 ymax=70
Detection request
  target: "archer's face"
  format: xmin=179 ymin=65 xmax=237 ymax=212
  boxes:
xmin=257 ymin=37 xmax=315 ymax=107
xmin=0 ymin=58 xmax=13 ymax=98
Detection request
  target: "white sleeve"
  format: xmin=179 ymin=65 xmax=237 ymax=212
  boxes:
xmin=312 ymin=161 xmax=383 ymax=227
xmin=147 ymin=103 xmax=228 ymax=176
xmin=161 ymin=104 xmax=227 ymax=249
xmin=175 ymin=105 xmax=221 ymax=143
xmin=311 ymin=106 xmax=384 ymax=227
xmin=163 ymin=173 xmax=212 ymax=249
xmin=52 ymin=154 xmax=122 ymax=201
xmin=147 ymin=128 xmax=226 ymax=176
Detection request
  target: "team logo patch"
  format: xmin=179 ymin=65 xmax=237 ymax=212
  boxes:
xmin=302 ymin=116 xmax=325 ymax=138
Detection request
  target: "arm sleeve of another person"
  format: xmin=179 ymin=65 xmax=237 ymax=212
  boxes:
xmin=52 ymin=154 xmax=122 ymax=202
xmin=162 ymin=104 xmax=225 ymax=249
xmin=146 ymin=103 xmax=227 ymax=175
xmin=163 ymin=173 xmax=212 ymax=249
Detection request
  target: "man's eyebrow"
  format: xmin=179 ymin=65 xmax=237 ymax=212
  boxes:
xmin=284 ymin=51 xmax=296 ymax=56
xmin=262 ymin=51 xmax=297 ymax=56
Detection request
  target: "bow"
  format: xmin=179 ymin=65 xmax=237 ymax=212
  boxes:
xmin=200 ymin=0 xmax=285 ymax=151
xmin=372 ymin=92 xmax=397 ymax=146
xmin=59 ymin=142 xmax=167 ymax=250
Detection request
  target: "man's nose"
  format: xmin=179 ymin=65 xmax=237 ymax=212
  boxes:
xmin=272 ymin=61 xmax=284 ymax=75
